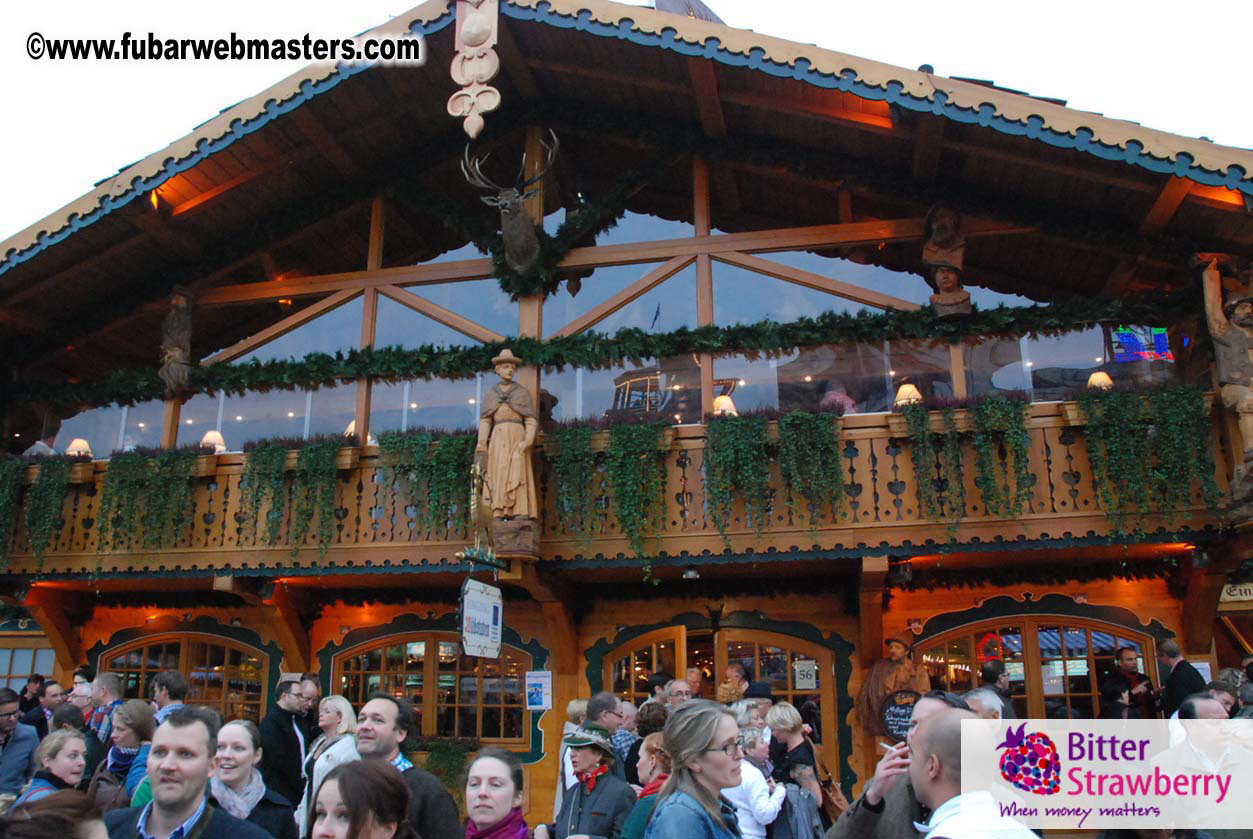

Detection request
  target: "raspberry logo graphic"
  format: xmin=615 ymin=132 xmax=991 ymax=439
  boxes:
xmin=996 ymin=723 xmax=1061 ymax=795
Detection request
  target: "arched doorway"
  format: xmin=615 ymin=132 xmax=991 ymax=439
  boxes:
xmin=604 ymin=626 xmax=837 ymax=767
xmin=916 ymin=617 xmax=1160 ymax=718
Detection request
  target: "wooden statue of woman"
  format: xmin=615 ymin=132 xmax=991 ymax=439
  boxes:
xmin=476 ymin=348 xmax=539 ymax=520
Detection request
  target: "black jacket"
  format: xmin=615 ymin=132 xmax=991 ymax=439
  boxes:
xmin=105 ymin=804 xmax=273 ymax=839
xmin=1161 ymin=658 xmax=1207 ymax=717
xmin=547 ymin=773 xmax=637 ymax=839
xmin=210 ymin=787 xmax=298 ymax=839
xmin=400 ymin=764 xmax=462 ymax=839
xmin=258 ymin=706 xmax=306 ymax=808
xmin=19 ymin=706 xmax=49 ymax=741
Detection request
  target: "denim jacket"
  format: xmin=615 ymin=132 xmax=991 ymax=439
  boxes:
xmin=644 ymin=789 xmax=742 ymax=839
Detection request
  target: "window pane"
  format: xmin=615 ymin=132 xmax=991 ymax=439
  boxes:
xmin=596 ymin=210 xmax=693 ymax=247
xmin=1063 ymin=628 xmax=1088 ymax=658
xmin=1091 ymin=632 xmax=1117 ymax=656
xmin=370 ymin=377 xmax=480 ymax=433
xmin=405 ymin=643 xmax=425 ymax=671
xmin=759 ymin=646 xmax=788 ymax=692
xmin=1037 ymin=626 xmax=1062 ymax=658
xmin=544 ymin=262 xmax=668 ymax=338
xmin=11 ymin=649 xmax=33 ymax=675
xmin=457 ymin=706 xmax=478 ymax=737
xmin=545 ymin=356 xmax=697 ymax=424
xmin=52 ymin=403 xmax=125 ymax=459
xmin=890 ymin=340 xmax=953 ymax=404
xmin=482 ymin=707 xmax=502 ymax=739
xmin=595 ymin=264 xmax=697 ymax=336
xmin=655 ymin=642 xmax=677 ymax=682
xmin=220 ymin=389 xmax=311 ymax=449
xmin=612 ymin=655 xmax=630 ymax=694
xmin=965 ymin=340 xmax=1028 ymax=397
xmin=0 ymin=649 xmax=11 ymax=675
xmin=504 ymin=707 xmax=524 ymax=739
xmin=386 ymin=279 xmax=515 ymax=339
xmin=714 ymin=262 xmax=870 ymax=327
xmin=1041 ymin=660 xmax=1066 ymax=695
xmin=33 ymin=649 xmax=55 ymax=675
xmin=305 ymin=383 xmax=357 ymax=440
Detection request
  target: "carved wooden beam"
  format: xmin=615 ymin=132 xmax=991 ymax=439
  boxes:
xmin=686 ymin=58 xmax=741 ymax=216
xmin=858 ymin=555 xmax=890 ymax=668
xmin=548 ymin=256 xmax=694 ymax=338
xmin=448 ymin=0 xmax=501 ymax=138
xmin=201 ymin=289 xmax=361 ymax=364
xmin=1139 ymin=176 xmax=1193 ymax=236
xmin=378 ymin=284 xmax=505 ymax=343
xmin=22 ymin=586 xmax=83 ymax=669
xmin=261 ymin=582 xmax=312 ymax=673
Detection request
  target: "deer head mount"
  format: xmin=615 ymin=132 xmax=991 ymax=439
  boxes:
xmin=461 ymin=130 xmax=559 ymax=277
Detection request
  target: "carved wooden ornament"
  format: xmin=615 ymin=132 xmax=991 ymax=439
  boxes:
xmin=448 ymin=0 xmax=501 ymax=139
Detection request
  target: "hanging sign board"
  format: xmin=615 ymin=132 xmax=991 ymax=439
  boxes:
xmin=880 ymin=689 xmax=920 ymax=743
xmin=460 ymin=578 xmax=503 ymax=658
xmin=1221 ymin=583 xmax=1253 ymax=603
xmin=793 ymin=659 xmax=818 ymax=691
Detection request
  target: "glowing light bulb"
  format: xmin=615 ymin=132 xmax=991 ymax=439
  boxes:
xmin=287 ymin=412 xmax=295 ymax=418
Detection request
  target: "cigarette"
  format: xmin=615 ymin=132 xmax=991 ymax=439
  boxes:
xmin=878 ymin=741 xmax=897 ymax=752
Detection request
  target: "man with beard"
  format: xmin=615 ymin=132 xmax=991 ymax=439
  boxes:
xmin=1100 ymin=645 xmax=1157 ymax=719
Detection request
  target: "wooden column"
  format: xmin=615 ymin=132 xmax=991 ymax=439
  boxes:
xmin=260 ymin=583 xmax=312 ymax=673
xmin=694 ymin=157 xmax=714 ymax=417
xmin=1181 ymin=536 xmax=1248 ymax=656
xmin=517 ymin=127 xmax=546 ymax=406
xmin=160 ymin=399 xmax=181 ymax=449
xmin=22 ymin=586 xmax=83 ymax=670
xmin=353 ymin=198 xmax=384 ymax=446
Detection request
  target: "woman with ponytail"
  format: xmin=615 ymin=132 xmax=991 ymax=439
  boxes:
xmin=622 ymin=733 xmax=671 ymax=839
xmin=643 ymin=700 xmax=743 ymax=839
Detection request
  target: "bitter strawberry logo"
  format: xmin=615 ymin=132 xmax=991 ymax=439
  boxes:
xmin=997 ymin=723 xmax=1061 ymax=795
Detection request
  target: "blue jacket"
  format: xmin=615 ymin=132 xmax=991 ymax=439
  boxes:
xmin=0 ymin=722 xmax=38 ymax=795
xmin=645 ymin=789 xmax=742 ymax=839
xmin=124 ymin=743 xmax=151 ymax=797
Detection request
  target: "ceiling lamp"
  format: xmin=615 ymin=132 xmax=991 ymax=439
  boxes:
xmin=893 ymin=383 xmax=923 ymax=407
xmin=1086 ymin=371 xmax=1114 ymax=390
xmin=199 ymin=430 xmax=227 ymax=454
xmin=65 ymin=438 xmax=92 ymax=458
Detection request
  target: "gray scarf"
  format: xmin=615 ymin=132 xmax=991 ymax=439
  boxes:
xmin=210 ymin=769 xmax=266 ymax=820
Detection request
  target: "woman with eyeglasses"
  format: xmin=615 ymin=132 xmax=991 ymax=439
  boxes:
xmin=722 ymin=727 xmax=783 ymax=839
xmin=535 ymin=724 xmax=636 ymax=839
xmin=622 ymin=733 xmax=671 ymax=839
xmin=643 ymin=699 xmax=743 ymax=839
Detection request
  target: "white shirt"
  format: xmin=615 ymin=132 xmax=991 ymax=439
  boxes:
xmin=914 ymin=791 xmax=1037 ymax=839
xmin=723 ymin=759 xmax=785 ymax=839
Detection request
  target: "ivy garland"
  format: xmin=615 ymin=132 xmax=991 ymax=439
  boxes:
xmin=776 ymin=410 xmax=844 ymax=532
xmin=378 ymin=430 xmax=434 ymax=523
xmin=0 ymin=459 xmax=24 ymax=567
xmin=939 ymin=407 xmax=966 ymax=524
xmin=242 ymin=442 xmax=289 ymax=547
xmin=95 ymin=451 xmax=150 ymax=552
xmin=143 ymin=449 xmax=198 ymax=550
xmin=426 ymin=434 xmax=476 ymax=537
xmin=544 ymin=425 xmax=600 ymax=543
xmin=10 ymin=295 xmax=1184 ymax=412
xmin=289 ymin=440 xmax=341 ymax=557
xmin=705 ymin=415 xmax=771 ymax=545
xmin=903 ymin=403 xmax=943 ymax=521
xmin=972 ymin=395 xmax=1033 ymax=519
xmin=1147 ymin=386 xmax=1222 ymax=518
xmin=605 ymin=420 xmax=669 ymax=571
xmin=23 ymin=457 xmax=70 ymax=565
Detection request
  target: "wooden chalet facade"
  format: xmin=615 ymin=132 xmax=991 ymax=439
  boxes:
xmin=2 ymin=0 xmax=1252 ymax=820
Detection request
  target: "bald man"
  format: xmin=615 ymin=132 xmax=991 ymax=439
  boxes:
xmin=909 ymin=708 xmax=1035 ymax=839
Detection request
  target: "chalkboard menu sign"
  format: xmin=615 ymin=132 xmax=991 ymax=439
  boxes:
xmin=880 ymin=689 xmax=920 ymax=742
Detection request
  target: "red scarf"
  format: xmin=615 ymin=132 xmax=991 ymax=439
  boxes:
xmin=639 ymin=773 xmax=669 ymax=798
xmin=578 ymin=764 xmax=610 ymax=791
xmin=465 ymin=806 xmax=528 ymax=839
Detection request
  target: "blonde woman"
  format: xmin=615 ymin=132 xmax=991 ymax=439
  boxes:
xmin=764 ymin=701 xmax=820 ymax=803
xmin=644 ymin=699 xmax=743 ymax=839
xmin=14 ymin=730 xmax=88 ymax=805
xmin=294 ymin=695 xmax=359 ymax=832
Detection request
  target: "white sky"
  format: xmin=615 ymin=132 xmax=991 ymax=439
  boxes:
xmin=1 ymin=0 xmax=1249 ymax=245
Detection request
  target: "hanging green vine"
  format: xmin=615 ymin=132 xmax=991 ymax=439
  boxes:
xmin=0 ymin=459 xmax=24 ymax=567
xmin=289 ymin=440 xmax=341 ymax=557
xmin=242 ymin=442 xmax=289 ymax=547
xmin=776 ymin=410 xmax=844 ymax=532
xmin=545 ymin=425 xmax=600 ymax=543
xmin=705 ymin=415 xmax=771 ymax=545
xmin=23 ymin=458 xmax=70 ymax=564
xmin=378 ymin=430 xmax=434 ymax=522
xmin=426 ymin=434 xmax=476 ymax=537
xmin=1146 ymin=385 xmax=1222 ymax=519
xmin=939 ymin=407 xmax=966 ymax=524
xmin=903 ymin=403 xmax=942 ymax=520
xmin=95 ymin=451 xmax=150 ymax=552
xmin=972 ymin=395 xmax=1033 ymax=519
xmin=142 ymin=449 xmax=199 ymax=550
xmin=605 ymin=420 xmax=669 ymax=569
xmin=1079 ymin=388 xmax=1151 ymax=528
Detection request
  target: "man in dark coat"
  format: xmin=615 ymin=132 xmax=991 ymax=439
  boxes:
xmin=258 ymin=679 xmax=307 ymax=807
xmin=1157 ymin=638 xmax=1207 ymax=718
xmin=1100 ymin=646 xmax=1157 ymax=719
xmin=105 ymin=707 xmax=270 ymax=839
xmin=19 ymin=677 xmax=65 ymax=741
xmin=355 ymin=692 xmax=460 ymax=839
xmin=0 ymin=687 xmax=38 ymax=795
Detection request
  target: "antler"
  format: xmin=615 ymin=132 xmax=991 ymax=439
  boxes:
xmin=461 ymin=143 xmax=507 ymax=192
xmin=518 ymin=129 xmax=560 ymax=189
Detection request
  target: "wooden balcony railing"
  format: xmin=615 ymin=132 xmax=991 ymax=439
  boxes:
xmin=2 ymin=402 xmax=1226 ymax=576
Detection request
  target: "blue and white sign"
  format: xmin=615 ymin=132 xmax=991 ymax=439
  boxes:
xmin=460 ymin=578 xmax=503 ymax=658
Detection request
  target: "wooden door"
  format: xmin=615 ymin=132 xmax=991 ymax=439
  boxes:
xmin=604 ymin=626 xmax=687 ymax=706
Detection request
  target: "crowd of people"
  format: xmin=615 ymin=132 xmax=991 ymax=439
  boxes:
xmin=2 ymin=650 xmax=1250 ymax=839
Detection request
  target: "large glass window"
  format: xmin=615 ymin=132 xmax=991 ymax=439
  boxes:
xmin=0 ymin=643 xmax=55 ymax=691
xmin=920 ymin=618 xmax=1156 ymax=719
xmin=545 ymin=356 xmax=699 ymax=424
xmin=335 ymin=632 xmax=530 ymax=745
xmin=101 ymin=634 xmax=267 ymax=721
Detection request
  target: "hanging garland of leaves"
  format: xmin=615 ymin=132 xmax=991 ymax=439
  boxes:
xmin=1146 ymin=385 xmax=1222 ymax=518
xmin=95 ymin=450 xmax=151 ymax=552
xmin=544 ymin=425 xmax=600 ymax=543
xmin=142 ymin=449 xmax=199 ymax=550
xmin=10 ymin=294 xmax=1184 ymax=412
xmin=1078 ymin=388 xmax=1152 ymax=528
xmin=776 ymin=410 xmax=844 ymax=532
xmin=903 ymin=403 xmax=942 ymax=520
xmin=378 ymin=430 xmax=434 ymax=523
xmin=705 ymin=414 xmax=771 ymax=545
xmin=605 ymin=420 xmax=669 ymax=567
xmin=23 ymin=457 xmax=70 ymax=564
xmin=426 ymin=434 xmax=476 ymax=537
xmin=972 ymin=395 xmax=1033 ymax=519
xmin=289 ymin=440 xmax=342 ymax=557
xmin=939 ymin=407 xmax=966 ymax=523
xmin=242 ymin=442 xmax=289 ymax=547
xmin=0 ymin=458 xmax=24 ymax=567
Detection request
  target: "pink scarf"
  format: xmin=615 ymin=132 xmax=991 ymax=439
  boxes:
xmin=466 ymin=806 xmax=528 ymax=839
